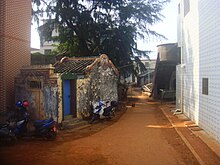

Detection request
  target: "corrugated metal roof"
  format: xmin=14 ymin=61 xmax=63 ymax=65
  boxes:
xmin=54 ymin=57 xmax=97 ymax=74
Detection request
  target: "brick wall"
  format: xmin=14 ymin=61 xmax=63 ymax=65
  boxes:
xmin=0 ymin=0 xmax=31 ymax=113
xmin=0 ymin=0 xmax=6 ymax=113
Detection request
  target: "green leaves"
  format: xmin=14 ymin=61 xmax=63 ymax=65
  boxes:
xmin=32 ymin=0 xmax=170 ymax=75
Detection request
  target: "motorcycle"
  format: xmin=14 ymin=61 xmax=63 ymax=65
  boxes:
xmin=89 ymin=100 xmax=118 ymax=124
xmin=13 ymin=116 xmax=57 ymax=140
xmin=12 ymin=100 xmax=57 ymax=140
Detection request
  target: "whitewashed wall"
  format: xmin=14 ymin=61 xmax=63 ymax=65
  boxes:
xmin=176 ymin=64 xmax=181 ymax=110
xmin=179 ymin=0 xmax=200 ymax=122
xmin=198 ymin=0 xmax=220 ymax=141
xmin=178 ymin=0 xmax=220 ymax=142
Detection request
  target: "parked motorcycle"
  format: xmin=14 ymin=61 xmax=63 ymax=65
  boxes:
xmin=12 ymin=100 xmax=57 ymax=140
xmin=89 ymin=100 xmax=118 ymax=124
xmin=13 ymin=115 xmax=57 ymax=140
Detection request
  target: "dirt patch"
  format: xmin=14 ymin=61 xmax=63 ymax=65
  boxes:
xmin=57 ymin=103 xmax=127 ymax=142
xmin=0 ymin=99 xmax=219 ymax=165
xmin=0 ymin=103 xmax=127 ymax=165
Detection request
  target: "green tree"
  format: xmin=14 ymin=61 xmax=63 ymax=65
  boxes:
xmin=32 ymin=0 xmax=169 ymax=76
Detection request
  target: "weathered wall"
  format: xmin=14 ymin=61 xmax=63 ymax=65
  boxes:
xmin=77 ymin=64 xmax=118 ymax=117
xmin=77 ymin=78 xmax=92 ymax=118
xmin=77 ymin=64 xmax=118 ymax=118
xmin=15 ymin=65 xmax=62 ymax=123
xmin=43 ymin=86 xmax=61 ymax=123
xmin=90 ymin=65 xmax=118 ymax=101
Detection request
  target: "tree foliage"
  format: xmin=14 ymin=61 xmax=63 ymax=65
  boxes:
xmin=32 ymin=0 xmax=170 ymax=76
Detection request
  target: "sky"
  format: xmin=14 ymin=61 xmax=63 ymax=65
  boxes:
xmin=137 ymin=0 xmax=178 ymax=59
xmin=31 ymin=0 xmax=177 ymax=59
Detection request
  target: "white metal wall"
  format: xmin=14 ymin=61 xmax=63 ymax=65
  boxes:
xmin=178 ymin=0 xmax=220 ymax=142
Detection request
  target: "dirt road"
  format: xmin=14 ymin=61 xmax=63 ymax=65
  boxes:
xmin=0 ymin=89 xmax=219 ymax=165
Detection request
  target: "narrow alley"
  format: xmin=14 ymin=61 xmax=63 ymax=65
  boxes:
xmin=0 ymin=88 xmax=219 ymax=165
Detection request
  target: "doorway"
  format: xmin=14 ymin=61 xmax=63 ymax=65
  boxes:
xmin=63 ymin=79 xmax=77 ymax=118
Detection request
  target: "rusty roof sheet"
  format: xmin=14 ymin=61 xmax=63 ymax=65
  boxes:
xmin=54 ymin=57 xmax=97 ymax=74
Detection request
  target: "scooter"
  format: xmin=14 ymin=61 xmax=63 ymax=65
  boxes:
xmin=13 ymin=113 xmax=57 ymax=140
xmin=12 ymin=100 xmax=57 ymax=140
xmin=89 ymin=100 xmax=118 ymax=124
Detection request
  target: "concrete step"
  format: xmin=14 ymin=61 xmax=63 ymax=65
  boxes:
xmin=61 ymin=117 xmax=89 ymax=130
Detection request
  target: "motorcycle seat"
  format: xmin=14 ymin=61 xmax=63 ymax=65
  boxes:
xmin=34 ymin=118 xmax=53 ymax=127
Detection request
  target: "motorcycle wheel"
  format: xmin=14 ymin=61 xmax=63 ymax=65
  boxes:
xmin=45 ymin=131 xmax=57 ymax=140
xmin=88 ymin=114 xmax=100 ymax=124
xmin=106 ymin=116 xmax=112 ymax=121
xmin=111 ymin=110 xmax=115 ymax=117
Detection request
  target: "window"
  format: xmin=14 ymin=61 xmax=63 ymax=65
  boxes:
xmin=44 ymin=49 xmax=52 ymax=55
xmin=145 ymin=62 xmax=150 ymax=68
xmin=202 ymin=78 xmax=208 ymax=95
xmin=178 ymin=3 xmax=180 ymax=14
xmin=184 ymin=0 xmax=190 ymax=16
xmin=29 ymin=81 xmax=42 ymax=89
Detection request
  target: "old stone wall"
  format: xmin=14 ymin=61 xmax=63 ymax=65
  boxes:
xmin=77 ymin=78 xmax=92 ymax=118
xmin=90 ymin=65 xmax=118 ymax=101
xmin=76 ymin=64 xmax=118 ymax=118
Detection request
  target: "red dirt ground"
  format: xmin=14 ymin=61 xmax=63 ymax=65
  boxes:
xmin=0 ymin=90 xmax=219 ymax=165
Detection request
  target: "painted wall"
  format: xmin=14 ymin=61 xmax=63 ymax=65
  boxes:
xmin=178 ymin=0 xmax=220 ymax=142
xmin=178 ymin=0 xmax=200 ymax=122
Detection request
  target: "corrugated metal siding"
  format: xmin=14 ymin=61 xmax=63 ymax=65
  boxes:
xmin=0 ymin=0 xmax=31 ymax=113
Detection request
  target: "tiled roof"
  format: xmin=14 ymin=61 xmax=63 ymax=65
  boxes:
xmin=54 ymin=57 xmax=97 ymax=74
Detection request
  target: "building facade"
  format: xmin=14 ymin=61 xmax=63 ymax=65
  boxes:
xmin=0 ymin=0 xmax=31 ymax=113
xmin=137 ymin=59 xmax=156 ymax=86
xmin=38 ymin=19 xmax=59 ymax=55
xmin=177 ymin=0 xmax=220 ymax=143
xmin=15 ymin=55 xmax=118 ymax=124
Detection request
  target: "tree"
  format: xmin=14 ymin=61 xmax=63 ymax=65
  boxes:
xmin=32 ymin=0 xmax=169 ymax=76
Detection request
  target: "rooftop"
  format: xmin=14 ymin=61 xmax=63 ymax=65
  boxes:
xmin=54 ymin=57 xmax=97 ymax=74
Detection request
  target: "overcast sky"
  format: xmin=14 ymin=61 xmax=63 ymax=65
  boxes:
xmin=31 ymin=0 xmax=177 ymax=59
